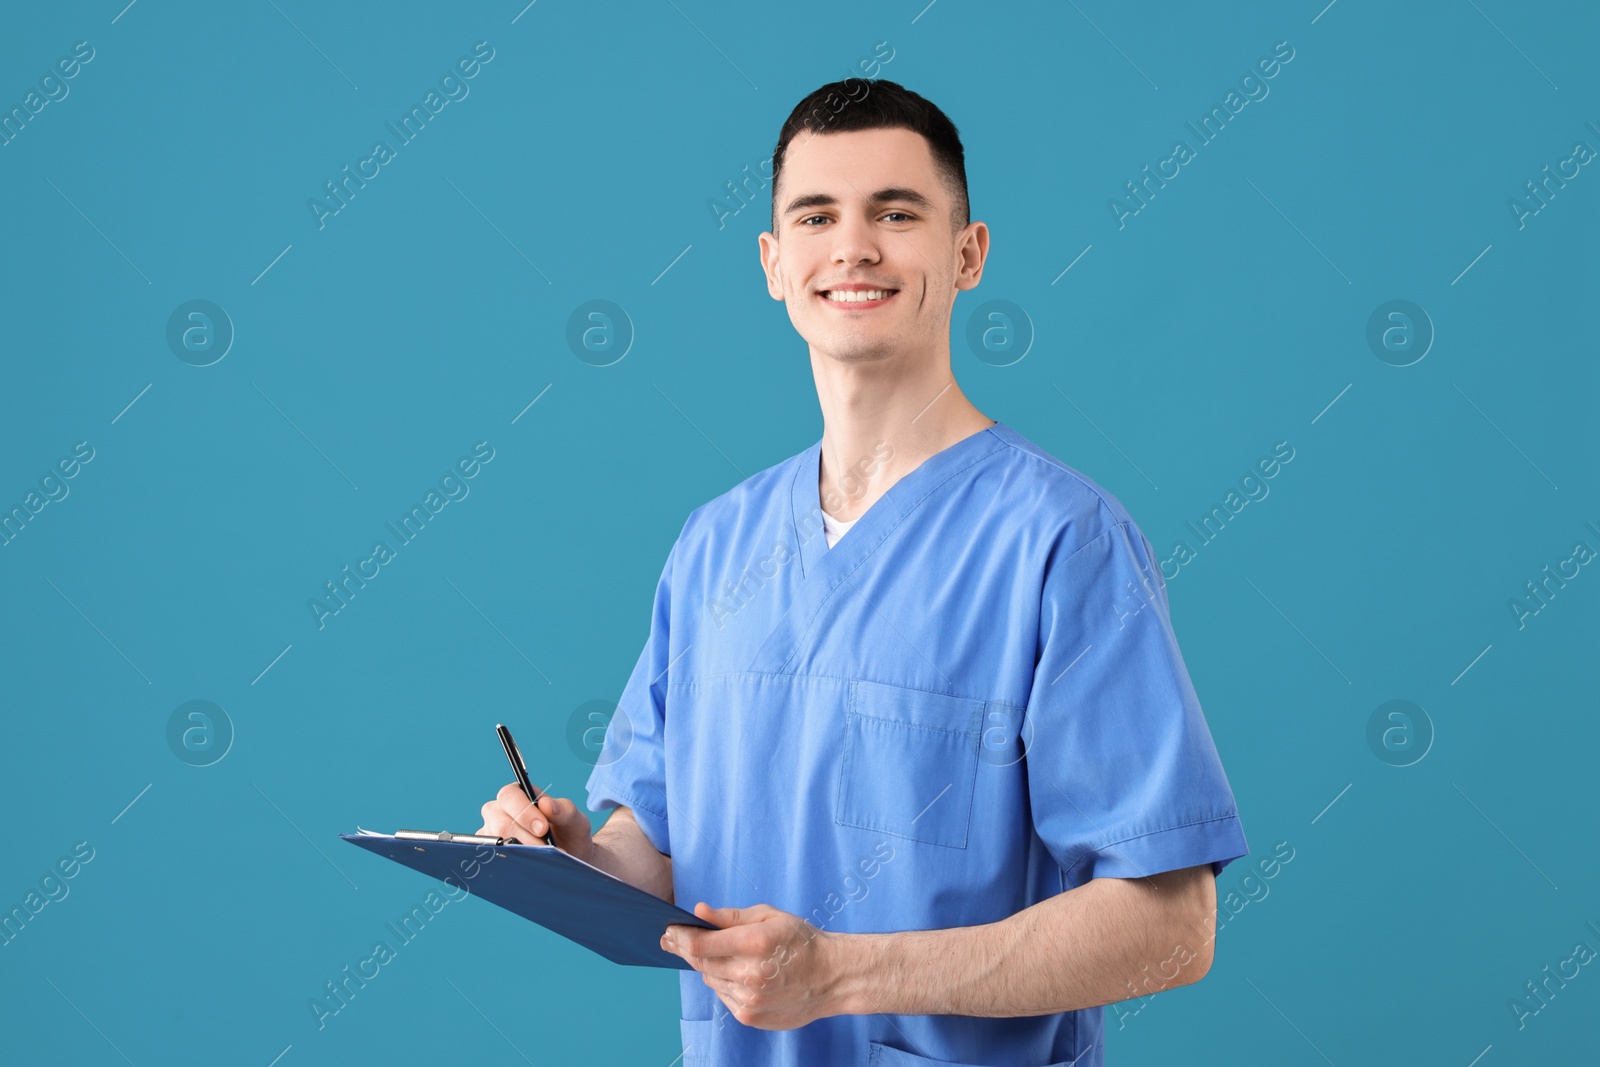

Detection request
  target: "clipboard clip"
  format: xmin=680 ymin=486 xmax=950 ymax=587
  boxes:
xmin=395 ymin=829 xmax=506 ymax=846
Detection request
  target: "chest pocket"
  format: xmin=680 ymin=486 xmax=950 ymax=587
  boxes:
xmin=835 ymin=680 xmax=984 ymax=849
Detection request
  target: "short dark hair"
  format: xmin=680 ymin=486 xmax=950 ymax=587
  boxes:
xmin=770 ymin=78 xmax=969 ymax=236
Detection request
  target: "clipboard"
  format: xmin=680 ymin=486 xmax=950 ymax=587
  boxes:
xmin=341 ymin=831 xmax=716 ymax=969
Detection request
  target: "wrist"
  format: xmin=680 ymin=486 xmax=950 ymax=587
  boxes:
xmin=822 ymin=930 xmax=886 ymax=1017
xmin=581 ymin=835 xmax=610 ymax=873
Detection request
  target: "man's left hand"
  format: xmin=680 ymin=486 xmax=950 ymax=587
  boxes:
xmin=661 ymin=903 xmax=845 ymax=1030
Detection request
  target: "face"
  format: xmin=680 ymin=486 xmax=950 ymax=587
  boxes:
xmin=759 ymin=127 xmax=987 ymax=367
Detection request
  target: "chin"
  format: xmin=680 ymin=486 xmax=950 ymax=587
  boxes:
xmin=821 ymin=342 xmax=897 ymax=364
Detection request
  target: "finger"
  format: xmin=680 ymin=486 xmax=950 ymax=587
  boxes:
xmin=662 ymin=940 xmax=702 ymax=971
xmin=491 ymin=788 xmax=548 ymax=840
xmin=479 ymin=806 xmax=517 ymax=842
xmin=499 ymin=786 xmax=573 ymax=841
xmin=697 ymin=903 xmax=783 ymax=933
xmin=482 ymin=796 xmax=542 ymax=843
xmin=671 ymin=927 xmax=747 ymax=961
xmin=479 ymin=801 xmax=507 ymax=835
xmin=707 ymin=977 xmax=749 ymax=1014
xmin=529 ymin=794 xmax=563 ymax=837
xmin=497 ymin=781 xmax=538 ymax=819
xmin=691 ymin=956 xmax=749 ymax=982
xmin=539 ymin=794 xmax=582 ymax=831
xmin=662 ymin=927 xmax=703 ymax=964
xmin=695 ymin=902 xmax=751 ymax=927
xmin=530 ymin=795 xmax=588 ymax=845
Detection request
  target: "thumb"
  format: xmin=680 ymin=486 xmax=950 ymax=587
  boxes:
xmin=539 ymin=797 xmax=596 ymax=847
xmin=539 ymin=794 xmax=576 ymax=825
xmin=695 ymin=902 xmax=753 ymax=927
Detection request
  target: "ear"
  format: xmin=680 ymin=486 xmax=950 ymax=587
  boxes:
xmin=758 ymin=232 xmax=785 ymax=301
xmin=954 ymin=221 xmax=989 ymax=292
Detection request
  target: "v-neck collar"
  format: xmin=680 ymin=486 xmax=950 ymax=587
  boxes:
xmin=788 ymin=421 xmax=1010 ymax=580
xmin=746 ymin=421 xmax=1011 ymax=676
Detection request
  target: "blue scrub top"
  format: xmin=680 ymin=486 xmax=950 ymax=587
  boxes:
xmin=586 ymin=421 xmax=1248 ymax=1067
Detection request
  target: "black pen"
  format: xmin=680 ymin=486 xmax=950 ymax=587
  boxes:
xmin=496 ymin=723 xmax=555 ymax=847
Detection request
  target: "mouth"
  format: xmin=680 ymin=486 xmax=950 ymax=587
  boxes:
xmin=818 ymin=288 xmax=899 ymax=310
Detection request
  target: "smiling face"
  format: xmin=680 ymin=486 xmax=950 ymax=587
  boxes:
xmin=759 ymin=127 xmax=986 ymax=367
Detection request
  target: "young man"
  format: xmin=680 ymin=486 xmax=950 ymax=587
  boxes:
xmin=479 ymin=79 xmax=1248 ymax=1066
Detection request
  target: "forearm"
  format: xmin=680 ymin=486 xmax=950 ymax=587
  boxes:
xmin=828 ymin=867 xmax=1215 ymax=1018
xmin=589 ymin=808 xmax=675 ymax=903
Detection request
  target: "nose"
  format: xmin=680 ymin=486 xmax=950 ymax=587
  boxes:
xmin=830 ymin=212 xmax=883 ymax=268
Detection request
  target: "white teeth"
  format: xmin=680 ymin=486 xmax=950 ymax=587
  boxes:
xmin=824 ymin=289 xmax=892 ymax=302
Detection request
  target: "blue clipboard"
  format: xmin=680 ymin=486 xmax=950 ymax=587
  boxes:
xmin=341 ymin=832 xmax=716 ymax=969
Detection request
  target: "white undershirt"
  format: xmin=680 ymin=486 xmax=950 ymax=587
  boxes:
xmin=821 ymin=509 xmax=859 ymax=548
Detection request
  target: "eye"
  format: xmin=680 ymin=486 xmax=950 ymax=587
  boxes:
xmin=797 ymin=211 xmax=915 ymax=226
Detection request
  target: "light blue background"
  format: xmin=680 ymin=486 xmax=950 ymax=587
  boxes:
xmin=2 ymin=1 xmax=1596 ymax=1064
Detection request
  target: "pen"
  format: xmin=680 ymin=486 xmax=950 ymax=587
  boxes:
xmin=496 ymin=723 xmax=556 ymax=847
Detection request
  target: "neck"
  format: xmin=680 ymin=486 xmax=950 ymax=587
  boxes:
xmin=810 ymin=347 xmax=993 ymax=521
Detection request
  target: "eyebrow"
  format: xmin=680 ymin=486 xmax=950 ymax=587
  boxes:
xmin=781 ymin=186 xmax=936 ymax=219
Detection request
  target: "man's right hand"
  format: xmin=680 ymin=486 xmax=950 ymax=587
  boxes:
xmin=478 ymin=783 xmax=595 ymax=863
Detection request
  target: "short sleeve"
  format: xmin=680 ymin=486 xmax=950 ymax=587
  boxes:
xmin=1025 ymin=519 xmax=1248 ymax=887
xmin=584 ymin=536 xmax=677 ymax=857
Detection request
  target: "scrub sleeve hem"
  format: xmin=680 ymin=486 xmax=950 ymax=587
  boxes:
xmin=585 ymin=774 xmax=671 ymax=858
xmin=1062 ymin=812 xmax=1249 ymax=886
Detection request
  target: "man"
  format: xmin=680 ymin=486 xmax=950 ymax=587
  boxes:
xmin=479 ymin=79 xmax=1248 ymax=1066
